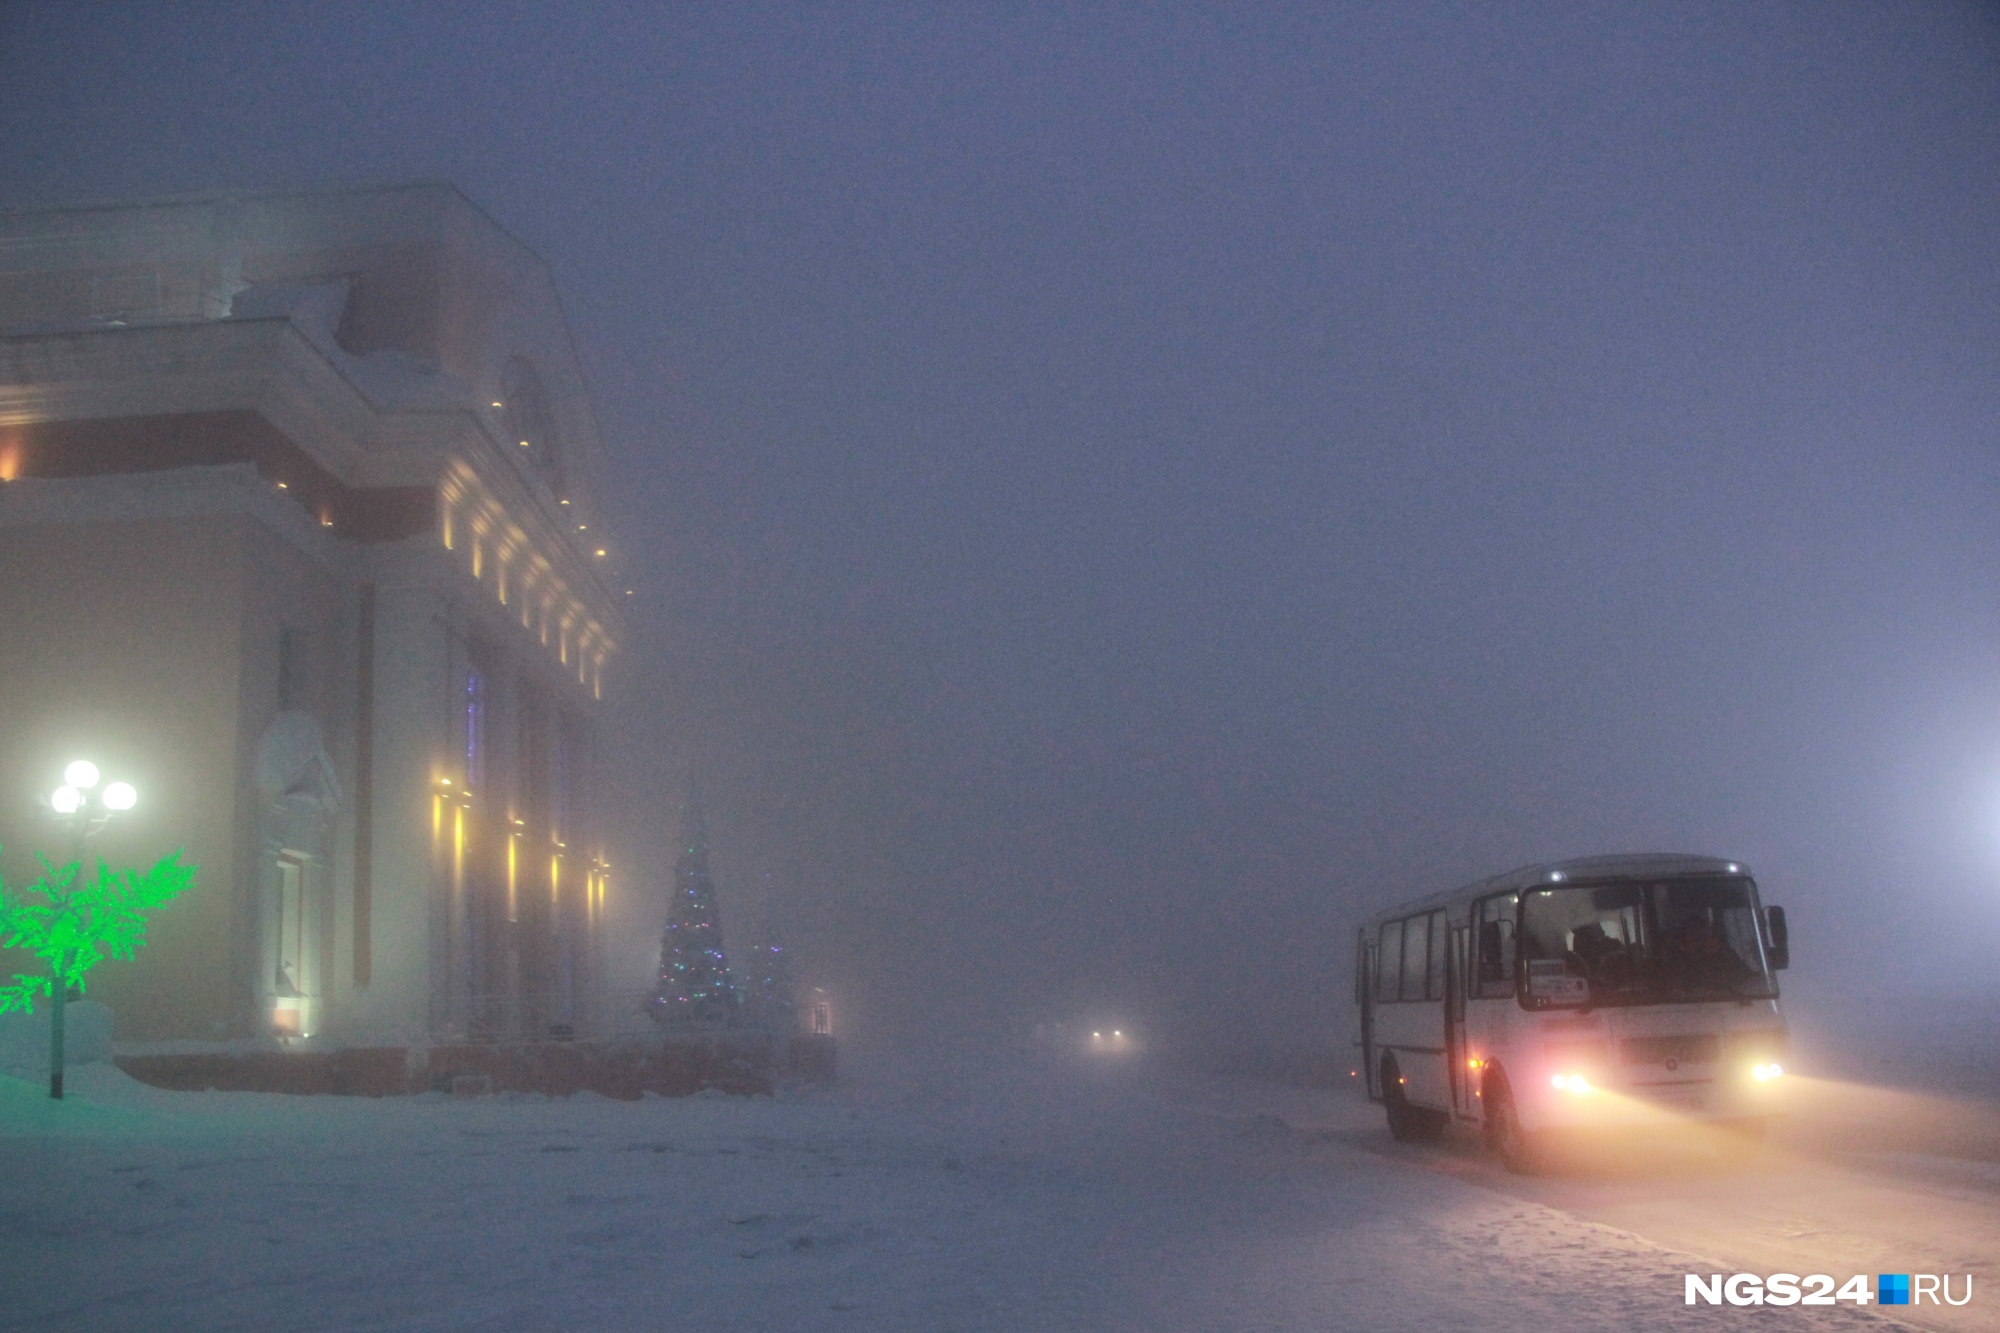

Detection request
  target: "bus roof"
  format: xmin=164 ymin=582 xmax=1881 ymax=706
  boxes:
xmin=1360 ymin=853 xmax=1749 ymax=926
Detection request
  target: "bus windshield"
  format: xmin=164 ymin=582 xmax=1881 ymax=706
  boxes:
xmin=1517 ymin=877 xmax=1775 ymax=1006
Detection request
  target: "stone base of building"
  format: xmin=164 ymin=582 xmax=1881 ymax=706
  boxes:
xmin=422 ymin=1030 xmax=776 ymax=1098
xmin=116 ymin=1047 xmax=411 ymax=1095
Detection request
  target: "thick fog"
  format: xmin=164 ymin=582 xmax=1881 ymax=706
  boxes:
xmin=4 ymin=3 xmax=1998 ymax=1064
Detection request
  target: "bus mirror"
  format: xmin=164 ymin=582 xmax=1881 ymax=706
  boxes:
xmin=1765 ymin=905 xmax=1789 ymax=971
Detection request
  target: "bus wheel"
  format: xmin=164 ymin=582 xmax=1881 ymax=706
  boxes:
xmin=1382 ymin=1057 xmax=1446 ymax=1143
xmin=1484 ymin=1075 xmax=1543 ymax=1174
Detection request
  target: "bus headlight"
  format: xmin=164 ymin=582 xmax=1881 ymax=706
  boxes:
xmin=1750 ymin=1062 xmax=1783 ymax=1083
xmin=1550 ymin=1073 xmax=1595 ymax=1095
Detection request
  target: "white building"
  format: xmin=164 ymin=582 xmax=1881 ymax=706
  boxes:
xmin=0 ymin=183 xmax=626 ymax=1056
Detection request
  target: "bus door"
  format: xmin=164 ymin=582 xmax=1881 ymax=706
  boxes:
xmin=1446 ymin=925 xmax=1469 ymax=1114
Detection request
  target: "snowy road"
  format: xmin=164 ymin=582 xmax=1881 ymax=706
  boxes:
xmin=1349 ymin=1080 xmax=2000 ymax=1333
xmin=1 ymin=1052 xmax=1990 ymax=1331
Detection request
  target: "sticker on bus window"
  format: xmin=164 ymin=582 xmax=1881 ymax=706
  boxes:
xmin=1527 ymin=959 xmax=1588 ymax=1004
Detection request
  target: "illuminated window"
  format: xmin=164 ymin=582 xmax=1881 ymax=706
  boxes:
xmin=464 ymin=665 xmax=486 ymax=793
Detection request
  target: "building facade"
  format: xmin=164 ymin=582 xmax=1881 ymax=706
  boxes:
xmin=0 ymin=183 xmax=624 ymax=1050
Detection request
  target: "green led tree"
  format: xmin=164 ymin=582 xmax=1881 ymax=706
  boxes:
xmin=1 ymin=848 xmax=196 ymax=1097
xmin=649 ymin=790 xmax=736 ymax=1024
xmin=1 ymin=760 xmax=197 ymax=1099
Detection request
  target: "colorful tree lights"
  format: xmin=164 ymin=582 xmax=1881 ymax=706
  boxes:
xmin=649 ymin=791 xmax=736 ymax=1024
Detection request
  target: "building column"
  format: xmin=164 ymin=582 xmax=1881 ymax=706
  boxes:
xmin=353 ymin=552 xmax=453 ymax=1046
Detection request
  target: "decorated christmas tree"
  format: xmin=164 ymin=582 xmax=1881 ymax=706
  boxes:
xmin=649 ymin=789 xmax=736 ymax=1024
xmin=745 ymin=900 xmax=796 ymax=1032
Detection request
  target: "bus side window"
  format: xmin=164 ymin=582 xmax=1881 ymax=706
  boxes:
xmin=1401 ymin=913 xmax=1430 ymax=1002
xmin=1477 ymin=922 xmax=1503 ymax=982
xmin=1427 ymin=910 xmax=1447 ymax=999
xmin=1476 ymin=897 xmax=1517 ymax=999
xmin=1377 ymin=920 xmax=1403 ymax=1003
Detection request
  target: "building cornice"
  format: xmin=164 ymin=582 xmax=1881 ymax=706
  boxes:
xmin=0 ymin=462 xmax=356 ymax=574
xmin=0 ymin=321 xmax=613 ymax=583
xmin=0 ymin=319 xmax=380 ymax=481
xmin=0 ymin=311 xmax=625 ymax=693
xmin=439 ymin=458 xmax=619 ymax=701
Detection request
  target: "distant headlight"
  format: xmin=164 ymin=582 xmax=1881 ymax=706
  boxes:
xmin=1550 ymin=1073 xmax=1595 ymax=1095
xmin=1750 ymin=1062 xmax=1783 ymax=1082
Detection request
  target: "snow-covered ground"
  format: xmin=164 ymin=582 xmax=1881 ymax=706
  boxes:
xmin=1 ymin=1045 xmax=1992 ymax=1331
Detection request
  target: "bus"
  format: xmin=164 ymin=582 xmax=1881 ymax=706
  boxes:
xmin=1353 ymin=853 xmax=1790 ymax=1171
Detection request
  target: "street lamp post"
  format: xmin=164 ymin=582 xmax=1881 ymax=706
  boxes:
xmin=44 ymin=759 xmax=138 ymax=1100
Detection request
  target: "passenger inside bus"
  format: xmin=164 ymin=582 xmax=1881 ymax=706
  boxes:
xmin=1565 ymin=921 xmax=1634 ymax=987
xmin=1658 ymin=916 xmax=1756 ymax=990
xmin=1519 ymin=880 xmax=1772 ymax=1002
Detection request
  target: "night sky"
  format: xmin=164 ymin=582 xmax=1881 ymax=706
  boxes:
xmin=4 ymin=3 xmax=1998 ymax=1058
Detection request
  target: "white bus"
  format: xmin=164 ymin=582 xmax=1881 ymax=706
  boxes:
xmin=1353 ymin=854 xmax=1790 ymax=1171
